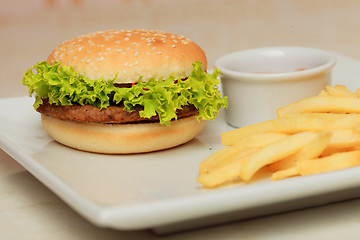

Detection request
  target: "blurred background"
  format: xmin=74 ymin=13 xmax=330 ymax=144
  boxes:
xmin=2 ymin=1 xmax=360 ymax=238
xmin=2 ymin=0 xmax=360 ymax=97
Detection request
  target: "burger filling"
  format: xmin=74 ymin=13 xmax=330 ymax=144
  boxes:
xmin=22 ymin=61 xmax=228 ymax=126
xmin=37 ymin=99 xmax=199 ymax=124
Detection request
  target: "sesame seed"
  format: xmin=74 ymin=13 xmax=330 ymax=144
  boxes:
xmin=121 ymin=51 xmax=126 ymax=55
xmin=165 ymin=55 xmax=170 ymax=59
xmin=78 ymin=47 xmax=83 ymax=51
xmin=134 ymin=61 xmax=138 ymax=65
xmin=156 ymin=51 xmax=162 ymax=55
xmin=152 ymin=47 xmax=156 ymax=50
xmin=124 ymin=37 xmax=130 ymax=41
xmin=96 ymin=57 xmax=104 ymax=61
xmin=147 ymin=43 xmax=151 ymax=46
xmin=106 ymin=48 xmax=111 ymax=51
xmin=116 ymin=40 xmax=120 ymax=43
xmin=124 ymin=62 xmax=128 ymax=66
xmin=146 ymin=52 xmax=151 ymax=55
xmin=115 ymin=48 xmax=123 ymax=52
xmin=86 ymin=59 xmax=92 ymax=63
xmin=126 ymin=33 xmax=132 ymax=36
xmin=172 ymin=45 xmax=176 ymax=48
xmin=134 ymin=52 xmax=139 ymax=57
xmin=129 ymin=63 xmax=133 ymax=67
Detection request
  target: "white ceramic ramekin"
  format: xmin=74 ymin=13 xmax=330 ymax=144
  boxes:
xmin=215 ymin=47 xmax=337 ymax=128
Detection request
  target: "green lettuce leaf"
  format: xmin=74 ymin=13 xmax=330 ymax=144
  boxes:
xmin=22 ymin=60 xmax=228 ymax=125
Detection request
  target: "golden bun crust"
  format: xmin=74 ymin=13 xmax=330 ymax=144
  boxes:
xmin=41 ymin=114 xmax=206 ymax=154
xmin=47 ymin=30 xmax=207 ymax=84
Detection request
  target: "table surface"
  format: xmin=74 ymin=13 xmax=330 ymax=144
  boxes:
xmin=1 ymin=54 xmax=360 ymax=240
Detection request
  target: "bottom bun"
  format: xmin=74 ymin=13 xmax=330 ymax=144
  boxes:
xmin=41 ymin=114 xmax=206 ymax=154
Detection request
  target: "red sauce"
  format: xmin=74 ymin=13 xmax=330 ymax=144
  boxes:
xmin=255 ymin=68 xmax=307 ymax=74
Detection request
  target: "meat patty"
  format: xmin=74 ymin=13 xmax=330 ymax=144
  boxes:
xmin=37 ymin=99 xmax=199 ymax=124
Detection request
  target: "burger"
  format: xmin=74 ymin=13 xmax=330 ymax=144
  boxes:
xmin=22 ymin=30 xmax=228 ymax=154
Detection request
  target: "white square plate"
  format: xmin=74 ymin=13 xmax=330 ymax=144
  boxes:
xmin=1 ymin=53 xmax=360 ymax=234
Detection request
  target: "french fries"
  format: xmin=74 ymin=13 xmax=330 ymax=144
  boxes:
xmin=326 ymin=85 xmax=360 ymax=98
xmin=277 ymin=96 xmax=360 ymax=118
xmin=221 ymin=114 xmax=357 ymax=146
xmin=269 ymin=131 xmax=331 ymax=172
xmin=298 ymin=151 xmax=360 ymax=176
xmin=198 ymin=150 xmax=257 ymax=188
xmin=198 ymin=85 xmax=360 ymax=188
xmin=271 ymin=167 xmax=299 ymax=181
xmin=240 ymin=131 xmax=319 ymax=181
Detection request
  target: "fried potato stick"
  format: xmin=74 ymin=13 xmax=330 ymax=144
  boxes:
xmin=298 ymin=151 xmax=360 ymax=176
xmin=270 ymin=131 xmax=331 ymax=172
xmin=221 ymin=114 xmax=356 ymax=146
xmin=240 ymin=132 xmax=319 ymax=181
xmin=277 ymin=96 xmax=360 ymax=118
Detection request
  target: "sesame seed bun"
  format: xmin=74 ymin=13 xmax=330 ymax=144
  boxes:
xmin=47 ymin=29 xmax=207 ymax=83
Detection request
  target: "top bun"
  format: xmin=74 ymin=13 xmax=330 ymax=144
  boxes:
xmin=47 ymin=30 xmax=207 ymax=84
